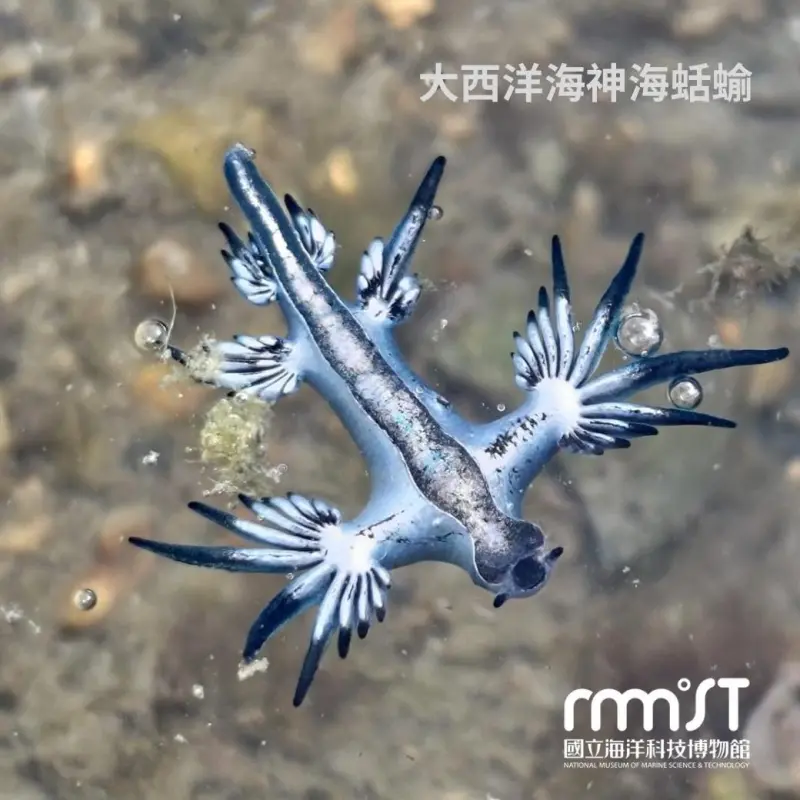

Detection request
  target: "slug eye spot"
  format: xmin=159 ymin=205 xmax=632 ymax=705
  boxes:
xmin=511 ymin=556 xmax=547 ymax=591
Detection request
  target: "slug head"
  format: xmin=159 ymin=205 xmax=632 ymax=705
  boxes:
xmin=472 ymin=517 xmax=563 ymax=607
xmin=492 ymin=546 xmax=564 ymax=607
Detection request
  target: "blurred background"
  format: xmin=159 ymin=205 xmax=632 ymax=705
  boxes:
xmin=0 ymin=0 xmax=799 ymax=798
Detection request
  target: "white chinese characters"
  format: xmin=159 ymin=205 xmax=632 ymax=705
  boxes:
xmin=563 ymin=736 xmax=751 ymax=766
xmin=420 ymin=62 xmax=752 ymax=103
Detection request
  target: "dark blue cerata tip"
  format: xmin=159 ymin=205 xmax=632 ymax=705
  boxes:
xmin=131 ymin=147 xmax=791 ymax=706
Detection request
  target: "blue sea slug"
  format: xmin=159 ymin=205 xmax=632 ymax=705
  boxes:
xmin=130 ymin=145 xmax=790 ymax=706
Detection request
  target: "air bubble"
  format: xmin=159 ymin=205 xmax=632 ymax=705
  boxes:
xmin=496 ymin=403 xmax=506 ymax=412
xmin=428 ymin=205 xmax=443 ymax=221
xmin=134 ymin=318 xmax=169 ymax=353
xmin=73 ymin=588 xmax=97 ymax=611
xmin=615 ymin=306 xmax=663 ymax=357
xmin=668 ymin=376 xmax=703 ymax=410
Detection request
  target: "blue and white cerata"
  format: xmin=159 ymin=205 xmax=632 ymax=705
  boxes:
xmin=129 ymin=144 xmax=790 ymax=706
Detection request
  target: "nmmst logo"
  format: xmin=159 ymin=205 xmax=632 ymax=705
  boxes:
xmin=564 ymin=678 xmax=750 ymax=733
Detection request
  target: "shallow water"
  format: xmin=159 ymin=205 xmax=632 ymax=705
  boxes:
xmin=0 ymin=2 xmax=799 ymax=799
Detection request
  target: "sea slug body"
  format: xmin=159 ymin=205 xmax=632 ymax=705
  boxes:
xmin=130 ymin=146 xmax=791 ymax=707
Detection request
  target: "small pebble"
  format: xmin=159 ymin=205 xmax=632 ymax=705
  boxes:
xmin=0 ymin=476 xmax=52 ymax=553
xmin=784 ymin=459 xmax=800 ymax=485
xmin=668 ymin=376 xmax=703 ymax=410
xmin=372 ymin=0 xmax=434 ymax=29
xmin=296 ymin=5 xmax=359 ymax=76
xmin=137 ymin=239 xmax=223 ymax=306
xmin=0 ymin=43 xmax=36 ymax=86
xmin=134 ymin=318 xmax=169 ymax=353
xmin=0 ymin=392 xmax=11 ymax=454
xmin=60 ymin=137 xmax=116 ymax=216
xmin=69 ymin=140 xmax=106 ymax=193
xmin=324 ymin=148 xmax=359 ymax=197
xmin=0 ymin=516 xmax=51 ymax=554
xmin=73 ymin=588 xmax=97 ymax=611
xmin=439 ymin=110 xmax=477 ymax=141
xmin=615 ymin=307 xmax=663 ymax=357
xmin=715 ymin=317 xmax=744 ymax=347
xmin=746 ymin=359 xmax=793 ymax=409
